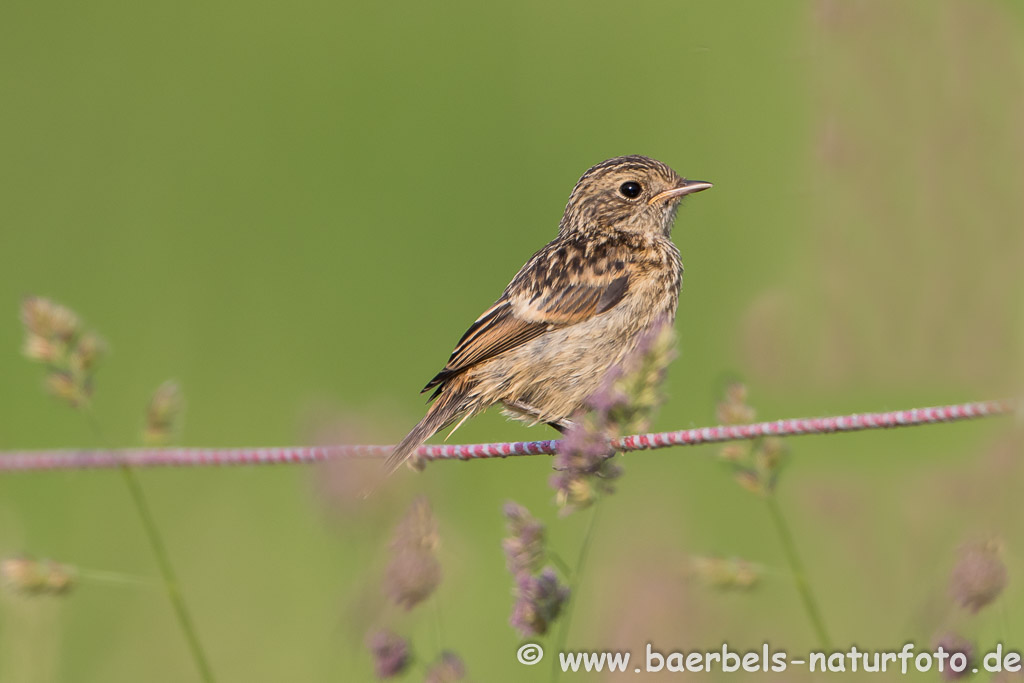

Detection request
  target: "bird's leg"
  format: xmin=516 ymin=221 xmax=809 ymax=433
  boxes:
xmin=500 ymin=398 xmax=542 ymax=422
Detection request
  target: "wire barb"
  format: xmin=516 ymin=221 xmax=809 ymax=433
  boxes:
xmin=0 ymin=399 xmax=1017 ymax=472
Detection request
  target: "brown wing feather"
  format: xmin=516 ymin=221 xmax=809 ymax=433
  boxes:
xmin=423 ymin=237 xmax=633 ymax=395
xmin=440 ymin=305 xmax=550 ymax=376
xmin=422 ymin=300 xmax=550 ymax=394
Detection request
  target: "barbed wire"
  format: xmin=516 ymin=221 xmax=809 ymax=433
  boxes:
xmin=0 ymin=399 xmax=1016 ymax=473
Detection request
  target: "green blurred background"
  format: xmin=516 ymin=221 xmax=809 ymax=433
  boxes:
xmin=2 ymin=0 xmax=1023 ymax=680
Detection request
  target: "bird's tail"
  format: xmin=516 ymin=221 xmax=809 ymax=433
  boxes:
xmin=384 ymin=382 xmax=471 ymax=476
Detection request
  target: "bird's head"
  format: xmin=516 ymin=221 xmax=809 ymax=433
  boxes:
xmin=559 ymin=155 xmax=711 ymax=238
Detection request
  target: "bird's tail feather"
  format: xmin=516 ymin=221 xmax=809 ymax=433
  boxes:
xmin=384 ymin=386 xmax=469 ymax=476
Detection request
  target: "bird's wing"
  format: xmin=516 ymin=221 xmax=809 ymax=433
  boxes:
xmin=422 ymin=242 xmax=630 ymax=395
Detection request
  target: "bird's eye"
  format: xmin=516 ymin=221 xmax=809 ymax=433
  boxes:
xmin=619 ymin=181 xmax=642 ymax=199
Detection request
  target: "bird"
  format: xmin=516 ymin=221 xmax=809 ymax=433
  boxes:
xmin=386 ymin=155 xmax=711 ymax=474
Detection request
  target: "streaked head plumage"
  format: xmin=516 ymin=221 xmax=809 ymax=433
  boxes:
xmin=560 ymin=155 xmax=711 ymax=237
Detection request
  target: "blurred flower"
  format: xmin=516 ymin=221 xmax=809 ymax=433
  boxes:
xmin=68 ymin=331 xmax=104 ymax=375
xmin=688 ymin=555 xmax=760 ymax=590
xmin=502 ymin=502 xmax=545 ymax=576
xmin=716 ymin=382 xmax=756 ymax=425
xmin=20 ymin=296 xmax=106 ymax=408
xmin=22 ymin=334 xmax=59 ymax=364
xmin=551 ymin=418 xmax=619 ymax=516
xmin=600 ymin=319 xmax=677 ymax=434
xmin=931 ymin=632 xmax=974 ymax=680
xmin=756 ymin=437 xmax=785 ymax=471
xmin=718 ymin=444 xmax=747 ymax=463
xmin=384 ymin=496 xmax=441 ymax=610
xmin=1 ymin=556 xmax=76 ymax=595
xmin=733 ymin=469 xmax=763 ymax=495
xmin=551 ymin=319 xmax=675 ymax=515
xmin=510 ymin=568 xmax=570 ymax=638
xmin=391 ymin=496 xmax=439 ymax=555
xmin=502 ymin=502 xmax=569 ymax=638
xmin=366 ymin=629 xmax=410 ymax=679
xmin=143 ymin=380 xmax=184 ymax=446
xmin=549 ymin=470 xmax=600 ymax=514
xmin=45 ymin=372 xmax=81 ymax=405
xmin=558 ymin=415 xmax=615 ymax=468
xmin=949 ymin=539 xmax=1007 ymax=613
xmin=713 ymin=383 xmax=787 ymax=495
xmin=424 ymin=651 xmax=466 ymax=682
xmin=314 ymin=457 xmax=386 ymax=518
xmin=301 ymin=406 xmax=398 ymax=517
xmin=385 ymin=549 xmax=441 ymax=612
xmin=21 ymin=296 xmax=79 ymax=343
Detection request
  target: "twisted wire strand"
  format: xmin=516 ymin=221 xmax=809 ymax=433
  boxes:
xmin=0 ymin=399 xmax=1016 ymax=473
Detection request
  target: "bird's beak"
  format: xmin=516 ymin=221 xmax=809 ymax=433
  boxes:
xmin=648 ymin=179 xmax=713 ymax=204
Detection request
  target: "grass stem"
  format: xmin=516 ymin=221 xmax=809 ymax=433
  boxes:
xmin=550 ymin=502 xmax=602 ymax=682
xmin=765 ymin=494 xmax=832 ymax=650
xmin=86 ymin=412 xmax=215 ymax=682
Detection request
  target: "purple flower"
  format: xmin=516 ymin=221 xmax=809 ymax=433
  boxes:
xmin=510 ymin=567 xmax=570 ymax=637
xmin=549 ymin=318 xmax=675 ymax=514
xmin=586 ymin=369 xmax=628 ymax=415
xmin=555 ymin=419 xmax=615 ymax=472
xmin=502 ymin=502 xmax=545 ymax=576
xmin=424 ymin=651 xmax=466 ymax=682
xmin=551 ymin=417 xmax=621 ymax=515
xmin=366 ymin=630 xmax=410 ymax=679
xmin=931 ymin=632 xmax=974 ymax=681
xmin=500 ymin=502 xmax=570 ymax=637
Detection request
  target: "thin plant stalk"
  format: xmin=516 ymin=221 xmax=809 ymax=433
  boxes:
xmin=76 ymin=567 xmax=154 ymax=587
xmin=433 ymin=594 xmax=445 ymax=656
xmin=545 ymin=551 xmax=574 ymax=580
xmin=765 ymin=494 xmax=832 ymax=650
xmin=999 ymin=602 xmax=1011 ymax=644
xmin=550 ymin=502 xmax=602 ymax=683
xmin=118 ymin=464 xmax=215 ymax=681
xmin=87 ymin=413 xmax=216 ymax=682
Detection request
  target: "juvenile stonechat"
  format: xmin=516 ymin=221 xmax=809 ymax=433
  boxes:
xmin=387 ymin=155 xmax=711 ymax=473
